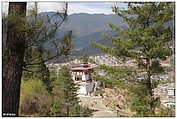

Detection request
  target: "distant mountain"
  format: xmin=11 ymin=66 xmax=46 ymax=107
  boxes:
xmin=71 ymin=30 xmax=118 ymax=56
xmin=2 ymin=12 xmax=174 ymax=62
xmin=40 ymin=12 xmax=127 ymax=57
xmin=3 ymin=12 xmax=127 ymax=59
xmin=62 ymin=13 xmax=127 ymax=37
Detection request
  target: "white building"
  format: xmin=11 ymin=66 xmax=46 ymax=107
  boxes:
xmin=161 ymin=100 xmax=175 ymax=108
xmin=167 ymin=87 xmax=175 ymax=97
xmin=70 ymin=64 xmax=97 ymax=95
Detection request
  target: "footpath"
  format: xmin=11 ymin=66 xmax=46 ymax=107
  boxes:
xmin=79 ymin=95 xmax=117 ymax=117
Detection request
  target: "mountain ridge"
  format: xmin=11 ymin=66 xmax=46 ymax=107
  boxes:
xmin=40 ymin=12 xmax=126 ymax=57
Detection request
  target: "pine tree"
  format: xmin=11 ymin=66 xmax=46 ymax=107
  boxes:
xmin=93 ymin=2 xmax=174 ymax=115
xmin=3 ymin=2 xmax=69 ymax=116
xmin=3 ymin=2 xmax=27 ymax=116
xmin=51 ymin=66 xmax=79 ymax=116
xmin=23 ymin=46 xmax=52 ymax=93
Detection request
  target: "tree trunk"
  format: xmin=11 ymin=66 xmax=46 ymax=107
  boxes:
xmin=3 ymin=2 xmax=27 ymax=117
xmin=146 ymin=59 xmax=155 ymax=115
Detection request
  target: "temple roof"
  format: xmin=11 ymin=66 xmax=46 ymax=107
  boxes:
xmin=70 ymin=64 xmax=97 ymax=71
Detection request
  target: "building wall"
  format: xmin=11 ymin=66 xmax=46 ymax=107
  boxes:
xmin=71 ymin=71 xmax=90 ymax=81
xmin=71 ymin=70 xmax=95 ymax=95
xmin=167 ymin=89 xmax=175 ymax=96
xmin=164 ymin=102 xmax=175 ymax=108
xmin=78 ymin=82 xmax=87 ymax=95
xmin=82 ymin=74 xmax=89 ymax=81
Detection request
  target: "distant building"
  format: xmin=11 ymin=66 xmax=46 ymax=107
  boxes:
xmin=167 ymin=86 xmax=175 ymax=97
xmin=70 ymin=63 xmax=97 ymax=95
xmin=161 ymin=100 xmax=175 ymax=108
xmin=154 ymin=83 xmax=175 ymax=108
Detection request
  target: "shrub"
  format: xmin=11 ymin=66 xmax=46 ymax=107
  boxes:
xmin=20 ymin=79 xmax=51 ymax=116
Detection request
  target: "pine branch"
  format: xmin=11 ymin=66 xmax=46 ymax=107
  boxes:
xmin=24 ymin=53 xmax=62 ymax=66
xmin=22 ymin=68 xmax=34 ymax=73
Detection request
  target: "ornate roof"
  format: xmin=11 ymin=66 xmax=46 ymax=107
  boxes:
xmin=70 ymin=64 xmax=97 ymax=71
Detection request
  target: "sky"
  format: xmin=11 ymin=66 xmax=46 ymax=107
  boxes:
xmin=2 ymin=2 xmax=128 ymax=15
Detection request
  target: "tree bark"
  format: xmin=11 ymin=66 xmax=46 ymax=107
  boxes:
xmin=146 ymin=59 xmax=155 ymax=115
xmin=3 ymin=2 xmax=27 ymax=117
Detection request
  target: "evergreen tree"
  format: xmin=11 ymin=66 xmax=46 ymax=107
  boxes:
xmin=50 ymin=66 xmax=93 ymax=117
xmin=51 ymin=66 xmax=79 ymax=116
xmin=3 ymin=2 xmax=27 ymax=116
xmin=93 ymin=2 xmax=174 ymax=115
xmin=3 ymin=2 xmax=69 ymax=116
xmin=23 ymin=46 xmax=52 ymax=93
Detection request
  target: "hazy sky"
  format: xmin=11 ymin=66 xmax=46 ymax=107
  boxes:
xmin=2 ymin=2 xmax=128 ymax=15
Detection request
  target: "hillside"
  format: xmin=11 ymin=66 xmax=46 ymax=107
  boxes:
xmin=79 ymin=87 xmax=134 ymax=117
xmin=39 ymin=12 xmax=127 ymax=57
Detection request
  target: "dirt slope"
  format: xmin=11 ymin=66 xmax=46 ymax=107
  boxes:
xmin=79 ymin=96 xmax=117 ymax=117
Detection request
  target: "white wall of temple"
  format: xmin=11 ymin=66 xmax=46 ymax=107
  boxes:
xmin=82 ymin=74 xmax=89 ymax=81
xmin=70 ymin=70 xmax=95 ymax=95
xmin=72 ymin=74 xmax=75 ymax=81
xmin=71 ymin=71 xmax=90 ymax=81
xmin=71 ymin=72 xmax=75 ymax=80
xmin=77 ymin=82 xmax=96 ymax=95
xmin=78 ymin=83 xmax=87 ymax=95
